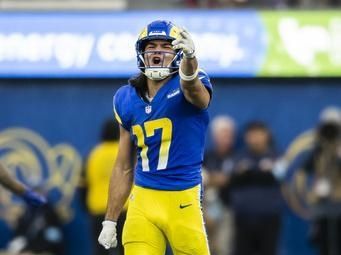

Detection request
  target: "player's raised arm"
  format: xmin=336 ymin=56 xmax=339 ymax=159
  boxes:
xmin=98 ymin=125 xmax=134 ymax=249
xmin=172 ymin=29 xmax=210 ymax=110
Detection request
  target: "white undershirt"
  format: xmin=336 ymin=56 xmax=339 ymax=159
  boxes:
xmin=145 ymin=93 xmax=154 ymax=102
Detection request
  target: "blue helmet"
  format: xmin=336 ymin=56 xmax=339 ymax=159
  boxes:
xmin=135 ymin=20 xmax=183 ymax=79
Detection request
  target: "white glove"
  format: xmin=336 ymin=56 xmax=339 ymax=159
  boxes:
xmin=172 ymin=28 xmax=196 ymax=58
xmin=98 ymin=220 xmax=117 ymax=249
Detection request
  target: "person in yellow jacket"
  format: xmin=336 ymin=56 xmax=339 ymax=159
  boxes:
xmin=86 ymin=119 xmax=127 ymax=255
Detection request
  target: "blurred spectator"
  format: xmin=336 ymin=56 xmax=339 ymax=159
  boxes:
xmin=230 ymin=121 xmax=283 ymax=255
xmin=287 ymin=0 xmax=341 ymax=7
xmin=7 ymin=203 xmax=64 ymax=255
xmin=184 ymin=0 xmax=285 ymax=8
xmin=85 ymin=119 xmax=125 ymax=255
xmin=184 ymin=0 xmax=219 ymax=8
xmin=184 ymin=0 xmax=341 ymax=8
xmin=203 ymin=115 xmax=236 ymax=255
xmin=284 ymin=107 xmax=341 ymax=255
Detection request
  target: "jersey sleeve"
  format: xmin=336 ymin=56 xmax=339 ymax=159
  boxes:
xmin=198 ymin=69 xmax=213 ymax=99
xmin=113 ymin=86 xmax=132 ymax=131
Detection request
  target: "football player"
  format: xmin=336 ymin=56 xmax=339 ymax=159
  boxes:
xmin=98 ymin=20 xmax=212 ymax=255
xmin=0 ymin=162 xmax=46 ymax=206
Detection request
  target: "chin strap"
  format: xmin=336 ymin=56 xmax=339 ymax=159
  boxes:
xmin=144 ymin=67 xmax=171 ymax=80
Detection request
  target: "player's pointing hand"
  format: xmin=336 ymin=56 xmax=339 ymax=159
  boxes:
xmin=172 ymin=28 xmax=196 ymax=59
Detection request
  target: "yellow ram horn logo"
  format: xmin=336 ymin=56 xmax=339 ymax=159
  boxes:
xmin=0 ymin=127 xmax=82 ymax=224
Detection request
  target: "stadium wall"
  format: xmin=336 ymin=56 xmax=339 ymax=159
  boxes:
xmin=0 ymin=78 xmax=340 ymax=255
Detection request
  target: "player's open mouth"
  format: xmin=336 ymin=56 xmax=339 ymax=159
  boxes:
xmin=152 ymin=57 xmax=161 ymax=65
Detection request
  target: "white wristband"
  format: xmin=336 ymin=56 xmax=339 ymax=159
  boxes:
xmin=179 ymin=66 xmax=199 ymax=81
xmin=102 ymin=220 xmax=117 ymax=228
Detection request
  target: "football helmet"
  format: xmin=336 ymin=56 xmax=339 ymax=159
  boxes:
xmin=136 ymin=20 xmax=183 ymax=80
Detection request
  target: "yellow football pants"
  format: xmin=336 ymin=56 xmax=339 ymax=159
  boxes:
xmin=122 ymin=184 xmax=210 ymax=255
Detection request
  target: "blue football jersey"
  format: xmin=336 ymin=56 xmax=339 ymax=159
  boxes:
xmin=113 ymin=71 xmax=212 ymax=190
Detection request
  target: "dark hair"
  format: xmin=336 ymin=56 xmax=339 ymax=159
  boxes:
xmin=245 ymin=121 xmax=269 ymax=133
xmin=317 ymin=122 xmax=341 ymax=142
xmin=244 ymin=121 xmax=274 ymax=148
xmin=128 ymin=72 xmax=148 ymax=101
xmin=101 ymin=119 xmax=119 ymax=141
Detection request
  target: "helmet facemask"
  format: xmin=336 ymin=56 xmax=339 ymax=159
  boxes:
xmin=138 ymin=48 xmax=182 ymax=81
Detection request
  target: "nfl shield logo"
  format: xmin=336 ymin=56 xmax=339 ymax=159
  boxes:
xmin=145 ymin=105 xmax=152 ymax=114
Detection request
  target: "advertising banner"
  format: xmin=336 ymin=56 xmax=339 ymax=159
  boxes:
xmin=261 ymin=11 xmax=341 ymax=77
xmin=0 ymin=11 xmax=340 ymax=77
